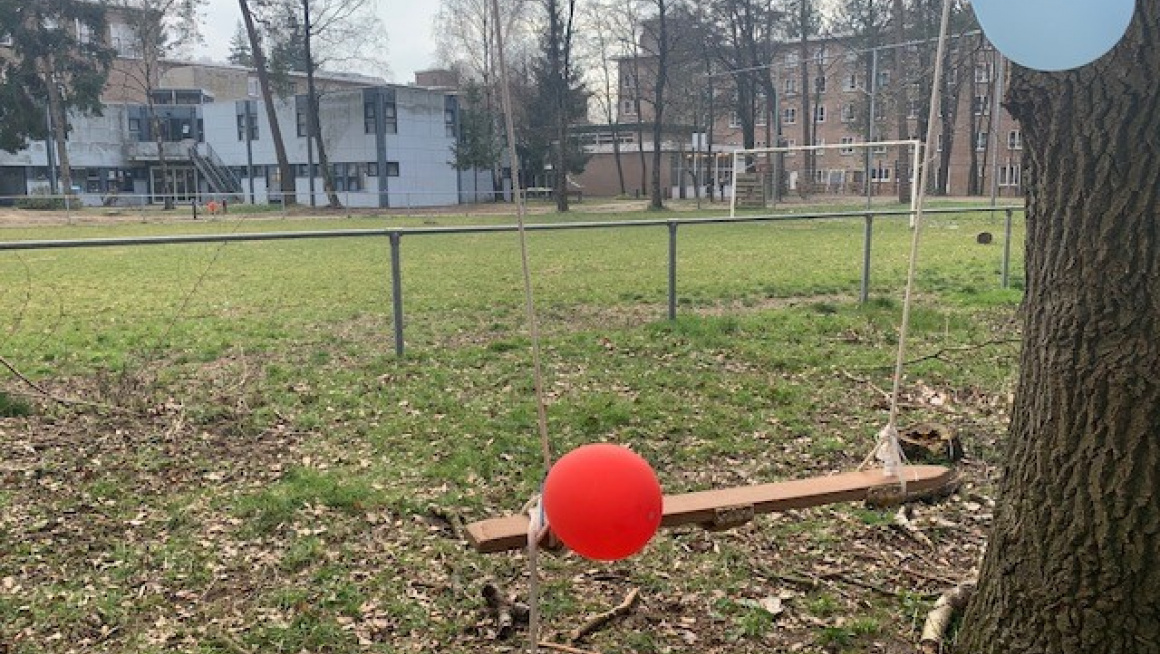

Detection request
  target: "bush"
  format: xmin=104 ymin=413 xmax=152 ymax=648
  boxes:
xmin=16 ymin=192 xmax=80 ymax=211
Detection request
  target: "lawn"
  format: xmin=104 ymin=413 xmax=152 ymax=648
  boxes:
xmin=0 ymin=199 xmax=1023 ymax=653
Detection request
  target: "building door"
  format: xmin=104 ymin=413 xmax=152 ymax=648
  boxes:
xmin=151 ymin=167 xmax=197 ymax=204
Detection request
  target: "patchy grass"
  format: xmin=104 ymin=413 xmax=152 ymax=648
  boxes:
xmin=0 ymin=200 xmax=1020 ymax=653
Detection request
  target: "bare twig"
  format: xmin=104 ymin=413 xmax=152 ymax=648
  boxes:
xmin=0 ymin=353 xmax=119 ymax=413
xmin=919 ymin=581 xmax=976 ymax=653
xmin=892 ymin=505 xmax=935 ymax=549
xmin=539 ymin=642 xmax=601 ymax=654
xmin=569 ymin=588 xmax=640 ymax=644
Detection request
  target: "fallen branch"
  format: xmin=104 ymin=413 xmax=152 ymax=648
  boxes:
xmin=482 ymin=582 xmax=530 ymax=640
xmin=0 ymin=353 xmax=121 ymax=413
xmin=892 ymin=505 xmax=935 ymax=549
xmin=919 ymin=582 xmax=976 ymax=653
xmin=539 ymin=642 xmax=601 ymax=654
xmin=569 ymin=588 xmax=640 ymax=644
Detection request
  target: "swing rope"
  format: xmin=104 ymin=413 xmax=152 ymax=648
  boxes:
xmin=865 ymin=0 xmax=955 ymax=479
xmin=486 ymin=0 xmax=955 ymax=649
xmin=487 ymin=1 xmax=554 ymax=651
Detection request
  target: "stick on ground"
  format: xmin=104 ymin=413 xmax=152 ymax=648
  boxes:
xmin=569 ymin=588 xmax=640 ymax=644
xmin=919 ymin=582 xmax=976 ymax=653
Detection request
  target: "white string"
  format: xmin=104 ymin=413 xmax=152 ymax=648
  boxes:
xmin=867 ymin=0 xmax=954 ymax=485
xmin=487 ymin=1 xmax=554 ymax=652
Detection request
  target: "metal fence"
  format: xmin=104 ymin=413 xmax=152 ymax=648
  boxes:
xmin=0 ymin=205 xmax=1023 ymax=357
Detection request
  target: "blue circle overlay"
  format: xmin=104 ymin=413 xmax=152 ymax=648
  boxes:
xmin=972 ymin=0 xmax=1136 ymax=71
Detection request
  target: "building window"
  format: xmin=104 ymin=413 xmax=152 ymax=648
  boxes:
xmin=128 ymin=117 xmax=141 ymax=136
xmin=364 ymin=101 xmax=377 ymax=134
xmin=782 ymin=107 xmax=797 ymax=125
xmin=814 ymin=105 xmax=826 ymax=123
xmin=813 ymin=137 xmax=825 ymax=155
xmin=1008 ymin=129 xmax=1022 ymax=150
xmin=871 ymin=165 xmax=892 ymax=181
xmin=843 ymin=74 xmax=859 ymax=92
xmin=784 ymin=138 xmax=797 ymax=155
xmin=975 ymin=131 xmax=989 ymax=151
xmin=872 ymin=143 xmax=887 ymax=154
xmin=622 ymin=98 xmax=636 ymax=115
xmin=384 ymin=93 xmax=397 ymax=134
xmin=814 ymin=75 xmax=827 ymax=93
xmin=907 ymin=100 xmax=921 ymax=119
xmin=876 ymin=70 xmax=891 ymax=89
xmin=367 ymin=162 xmax=379 ymax=177
xmin=999 ymin=163 xmax=1021 ymax=186
xmin=385 ymin=161 xmax=400 ymax=177
xmin=445 ymin=96 xmax=458 ymax=138
xmin=785 ymin=51 xmax=800 ymax=68
xmin=729 ymin=110 xmax=741 ymax=128
xmin=839 ymin=136 xmax=856 ymax=155
xmin=296 ymin=109 xmax=308 ymax=137
xmin=975 ymin=63 xmax=992 ymax=83
xmin=813 ymin=45 xmax=827 ymax=64
xmin=974 ymin=95 xmax=990 ymax=115
xmin=840 ymin=104 xmax=856 ymax=123
xmin=784 ymin=77 xmax=797 ymax=95
xmin=247 ymin=77 xmax=260 ymax=97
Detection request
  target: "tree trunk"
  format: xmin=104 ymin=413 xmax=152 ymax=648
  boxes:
xmin=43 ymin=64 xmax=73 ymax=199
xmin=958 ymin=3 xmax=1160 ymax=652
xmin=648 ymin=1 xmax=668 ymax=211
xmin=303 ymin=0 xmax=341 ymax=209
xmin=238 ymin=0 xmax=295 ymax=205
xmin=798 ymin=1 xmax=812 ymax=199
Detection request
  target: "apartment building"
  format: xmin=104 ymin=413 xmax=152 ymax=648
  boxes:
xmin=0 ymin=5 xmax=474 ymax=207
xmin=581 ymin=27 xmax=1023 ymax=201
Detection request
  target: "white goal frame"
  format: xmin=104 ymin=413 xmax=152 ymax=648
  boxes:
xmin=728 ymin=139 xmax=923 ymax=220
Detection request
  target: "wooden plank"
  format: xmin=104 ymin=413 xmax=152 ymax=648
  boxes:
xmin=465 ymin=465 xmax=954 ymax=553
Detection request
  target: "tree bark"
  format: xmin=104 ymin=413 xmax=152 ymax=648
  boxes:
xmin=42 ymin=60 xmax=73 ymax=199
xmin=647 ymin=0 xmax=669 ymax=211
xmin=238 ymin=0 xmax=296 ymax=205
xmin=957 ymin=2 xmax=1160 ymax=652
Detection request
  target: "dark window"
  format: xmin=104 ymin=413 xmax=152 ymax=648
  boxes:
xmin=364 ymin=101 xmax=376 ymax=134
xmin=296 ymin=109 xmax=308 ymax=137
xmin=385 ymin=161 xmax=400 ymax=177
xmin=367 ymin=162 xmax=379 ymax=177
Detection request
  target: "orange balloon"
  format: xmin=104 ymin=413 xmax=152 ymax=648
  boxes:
xmin=543 ymin=444 xmax=663 ymax=561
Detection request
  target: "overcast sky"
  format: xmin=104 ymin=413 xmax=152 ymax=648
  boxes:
xmin=194 ymin=0 xmax=439 ymax=84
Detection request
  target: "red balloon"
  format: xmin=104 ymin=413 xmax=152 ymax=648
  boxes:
xmin=543 ymin=443 xmax=663 ymax=561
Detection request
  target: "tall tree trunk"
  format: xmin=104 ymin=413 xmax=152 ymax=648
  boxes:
xmin=798 ymin=0 xmax=812 ymax=199
xmin=892 ymin=0 xmax=908 ymax=198
xmin=149 ymin=103 xmax=174 ymax=209
xmin=303 ymin=0 xmax=341 ymax=209
xmin=43 ymin=62 xmax=73 ymax=199
xmin=238 ymin=0 xmax=296 ymax=205
xmin=648 ymin=1 xmax=669 ymax=211
xmin=958 ymin=3 xmax=1160 ymax=652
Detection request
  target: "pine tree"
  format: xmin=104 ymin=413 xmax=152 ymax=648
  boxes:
xmin=227 ymin=21 xmax=254 ymax=67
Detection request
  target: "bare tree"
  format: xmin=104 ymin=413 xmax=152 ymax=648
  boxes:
xmin=435 ymin=0 xmax=533 ymax=197
xmin=238 ymin=0 xmax=296 ymax=205
xmin=577 ymin=1 xmax=627 ymax=196
xmin=112 ymin=0 xmax=203 ymax=209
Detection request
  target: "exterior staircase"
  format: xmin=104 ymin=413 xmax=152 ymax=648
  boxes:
xmin=188 ymin=143 xmax=243 ymax=198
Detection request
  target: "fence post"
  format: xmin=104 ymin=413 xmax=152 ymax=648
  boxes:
xmin=389 ymin=231 xmax=405 ymax=357
xmin=860 ymin=213 xmax=874 ymax=305
xmin=667 ymin=220 xmax=678 ymax=321
xmin=1002 ymin=207 xmax=1014 ymax=289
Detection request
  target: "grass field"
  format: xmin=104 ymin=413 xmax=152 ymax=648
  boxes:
xmin=0 ymin=199 xmax=1024 ymax=653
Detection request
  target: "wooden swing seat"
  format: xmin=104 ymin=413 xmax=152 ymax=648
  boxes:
xmin=466 ymin=465 xmax=955 ymax=553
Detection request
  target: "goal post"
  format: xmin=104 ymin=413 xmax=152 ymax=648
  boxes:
xmin=728 ymin=139 xmax=923 ymax=218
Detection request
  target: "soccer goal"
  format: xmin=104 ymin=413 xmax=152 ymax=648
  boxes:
xmin=728 ymin=139 xmax=923 ymax=218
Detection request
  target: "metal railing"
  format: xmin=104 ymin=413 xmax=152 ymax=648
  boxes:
xmin=0 ymin=205 xmax=1024 ymax=357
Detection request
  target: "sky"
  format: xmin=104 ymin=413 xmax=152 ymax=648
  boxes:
xmin=194 ymin=0 xmax=440 ymax=84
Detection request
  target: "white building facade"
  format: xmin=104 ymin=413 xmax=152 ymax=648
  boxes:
xmin=0 ymin=84 xmax=471 ymax=209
